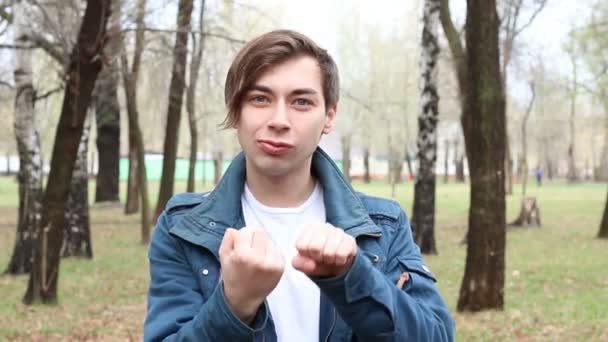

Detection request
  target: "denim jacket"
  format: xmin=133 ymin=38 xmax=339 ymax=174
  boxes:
xmin=144 ymin=148 xmax=454 ymax=341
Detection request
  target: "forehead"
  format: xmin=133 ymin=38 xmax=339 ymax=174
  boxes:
xmin=251 ymin=55 xmax=323 ymax=93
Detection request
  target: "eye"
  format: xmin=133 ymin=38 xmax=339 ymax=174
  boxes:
xmin=252 ymin=95 xmax=268 ymax=103
xmin=294 ymin=98 xmax=313 ymax=106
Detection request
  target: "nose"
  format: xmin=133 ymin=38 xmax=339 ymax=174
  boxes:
xmin=267 ymin=101 xmax=290 ymax=131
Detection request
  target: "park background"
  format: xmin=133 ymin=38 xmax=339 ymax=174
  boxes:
xmin=0 ymin=0 xmax=607 ymax=340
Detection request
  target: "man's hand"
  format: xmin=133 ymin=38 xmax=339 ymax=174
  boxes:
xmin=219 ymin=227 xmax=284 ymax=324
xmin=292 ymin=224 xmax=357 ymax=278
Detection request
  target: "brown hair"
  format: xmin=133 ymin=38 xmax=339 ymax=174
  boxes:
xmin=221 ymin=29 xmax=339 ymax=129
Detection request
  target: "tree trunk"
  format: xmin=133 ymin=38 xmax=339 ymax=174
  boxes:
xmin=5 ymin=0 xmax=43 ymax=275
xmin=121 ymin=0 xmax=150 ymax=243
xmin=598 ymin=189 xmax=608 ymax=239
xmin=404 ymin=146 xmax=415 ymax=181
xmin=595 ymin=98 xmax=608 ymax=181
xmin=567 ymin=55 xmax=578 ymax=183
xmin=341 ymin=134 xmax=352 ymax=183
xmin=123 ymin=0 xmax=146 ymax=215
xmin=453 ymin=139 xmax=465 ymax=182
xmin=520 ymin=81 xmax=535 ymax=196
xmin=24 ymin=0 xmax=111 ymax=305
xmin=213 ymin=151 xmax=223 ymax=185
xmin=456 ymin=0 xmax=506 ymax=312
xmin=186 ymin=0 xmax=206 ymax=193
xmin=505 ymin=139 xmax=513 ymax=195
xmin=94 ymin=21 xmax=121 ymax=203
xmin=124 ymin=142 xmax=140 ymax=213
xmin=62 ymin=112 xmax=93 ymax=258
xmin=363 ymin=147 xmax=371 ymax=183
xmin=443 ymin=138 xmax=449 ymax=183
xmin=412 ymin=0 xmax=440 ymax=255
xmin=154 ymin=0 xmax=194 ymax=220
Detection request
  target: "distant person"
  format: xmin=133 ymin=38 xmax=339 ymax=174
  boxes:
xmin=535 ymin=166 xmax=543 ymax=186
xmin=144 ymin=30 xmax=454 ymax=341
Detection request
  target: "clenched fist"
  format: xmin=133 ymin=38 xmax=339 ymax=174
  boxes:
xmin=292 ymin=223 xmax=357 ymax=278
xmin=219 ymin=227 xmax=284 ymax=324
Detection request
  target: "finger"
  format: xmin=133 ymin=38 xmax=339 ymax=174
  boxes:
xmin=292 ymin=253 xmax=317 ymax=274
xmin=251 ymin=229 xmax=268 ymax=256
xmin=310 ymin=225 xmax=334 ymax=261
xmin=265 ymin=244 xmax=285 ymax=273
xmin=234 ymin=227 xmax=254 ymax=252
xmin=295 ymin=225 xmax=314 ymax=255
xmin=321 ymin=228 xmax=344 ymax=265
xmin=335 ymin=234 xmax=357 ymax=266
xmin=219 ymin=228 xmax=237 ymax=258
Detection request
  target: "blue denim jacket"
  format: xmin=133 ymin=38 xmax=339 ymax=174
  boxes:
xmin=144 ymin=148 xmax=454 ymax=341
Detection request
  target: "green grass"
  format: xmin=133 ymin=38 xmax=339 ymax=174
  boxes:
xmin=0 ymin=176 xmax=607 ymax=341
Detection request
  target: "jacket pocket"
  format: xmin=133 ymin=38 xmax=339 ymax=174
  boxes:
xmin=396 ymin=257 xmax=437 ymax=291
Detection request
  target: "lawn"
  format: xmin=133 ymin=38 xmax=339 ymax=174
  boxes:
xmin=0 ymin=176 xmax=607 ymax=341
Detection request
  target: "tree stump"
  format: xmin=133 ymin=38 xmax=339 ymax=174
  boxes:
xmin=509 ymin=197 xmax=541 ymax=227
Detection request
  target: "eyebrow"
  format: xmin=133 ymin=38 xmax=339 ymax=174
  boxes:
xmin=248 ymin=85 xmax=319 ymax=97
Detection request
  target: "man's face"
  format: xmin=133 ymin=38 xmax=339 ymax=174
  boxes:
xmin=236 ymin=55 xmax=337 ymax=178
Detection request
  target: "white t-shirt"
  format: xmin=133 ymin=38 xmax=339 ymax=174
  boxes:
xmin=241 ymin=183 xmax=324 ymax=342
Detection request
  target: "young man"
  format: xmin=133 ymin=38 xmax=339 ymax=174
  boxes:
xmin=144 ymin=30 xmax=454 ymax=341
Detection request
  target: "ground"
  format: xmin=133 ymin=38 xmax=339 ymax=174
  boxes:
xmin=0 ymin=177 xmax=606 ymax=341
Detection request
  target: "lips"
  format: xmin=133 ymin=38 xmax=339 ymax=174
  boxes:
xmin=257 ymin=140 xmax=294 ymax=156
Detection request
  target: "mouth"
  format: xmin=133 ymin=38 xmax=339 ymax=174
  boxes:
xmin=257 ymin=140 xmax=294 ymax=156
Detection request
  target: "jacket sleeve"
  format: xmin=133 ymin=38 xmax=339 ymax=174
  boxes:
xmin=312 ymin=210 xmax=455 ymax=341
xmin=143 ymin=211 xmax=269 ymax=342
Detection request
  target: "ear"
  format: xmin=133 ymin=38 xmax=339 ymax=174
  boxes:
xmin=322 ymin=103 xmax=338 ymax=134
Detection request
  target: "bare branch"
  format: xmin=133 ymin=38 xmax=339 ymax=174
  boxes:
xmin=34 ymin=85 xmax=64 ymax=102
xmin=0 ymin=43 xmax=36 ymax=49
xmin=514 ymin=0 xmax=547 ymax=37
xmin=121 ymin=26 xmax=246 ymax=44
xmin=0 ymin=79 xmax=14 ymax=89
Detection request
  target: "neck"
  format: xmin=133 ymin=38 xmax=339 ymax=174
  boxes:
xmin=245 ymin=159 xmax=316 ymax=208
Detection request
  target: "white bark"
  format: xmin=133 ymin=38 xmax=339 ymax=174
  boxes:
xmin=6 ymin=0 xmax=44 ymax=273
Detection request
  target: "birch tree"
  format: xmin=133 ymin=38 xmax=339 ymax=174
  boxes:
xmin=412 ymin=0 xmax=440 ymax=255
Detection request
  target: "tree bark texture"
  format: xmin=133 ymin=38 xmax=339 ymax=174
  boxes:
xmin=412 ymin=0 xmax=440 ymax=255
xmin=94 ymin=15 xmax=121 ymax=203
xmin=566 ymin=55 xmax=578 ymax=183
xmin=213 ymin=151 xmax=223 ymax=185
xmin=186 ymin=0 xmax=206 ymax=193
xmin=6 ymin=0 xmax=43 ymax=275
xmin=363 ymin=147 xmax=371 ymax=183
xmin=62 ymin=112 xmax=93 ymax=258
xmin=121 ymin=0 xmax=150 ymax=243
xmin=24 ymin=0 xmax=111 ymax=305
xmin=456 ymin=0 xmax=507 ymax=311
xmin=599 ymin=188 xmax=608 ymax=239
xmin=124 ymin=0 xmax=147 ymax=215
xmin=155 ymin=0 xmax=194 ymax=220
xmin=341 ymin=134 xmax=352 ymax=183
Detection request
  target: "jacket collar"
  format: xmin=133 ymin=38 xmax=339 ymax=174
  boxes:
xmin=170 ymin=147 xmax=380 ymax=258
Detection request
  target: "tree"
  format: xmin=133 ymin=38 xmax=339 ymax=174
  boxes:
xmin=412 ymin=0 xmax=440 ymax=255
xmin=599 ymin=189 xmax=608 ymax=239
xmin=94 ymin=4 xmax=121 ymax=203
xmin=186 ymin=0 xmax=206 ymax=193
xmin=440 ymin=0 xmax=507 ymax=311
xmin=520 ymin=80 xmax=535 ymax=196
xmin=62 ymin=111 xmax=93 ymax=257
xmin=24 ymin=0 xmax=111 ymax=304
xmin=154 ymin=0 xmax=194 ymax=220
xmin=120 ymin=0 xmax=151 ymax=244
xmin=565 ymin=45 xmax=579 ymax=183
xmin=499 ymin=0 xmax=547 ymax=195
xmin=5 ymin=0 xmax=43 ymax=275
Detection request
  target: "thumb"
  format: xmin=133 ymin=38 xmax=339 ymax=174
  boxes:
xmin=219 ymin=228 xmax=237 ymax=258
xmin=292 ymin=254 xmax=317 ymax=274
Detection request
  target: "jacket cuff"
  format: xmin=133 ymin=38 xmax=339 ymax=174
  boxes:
xmin=196 ymin=282 xmax=269 ymax=339
xmin=311 ymin=250 xmax=381 ymax=305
